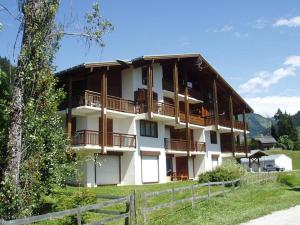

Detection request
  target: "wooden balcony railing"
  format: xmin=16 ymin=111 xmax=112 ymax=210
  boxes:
xmin=193 ymin=141 xmax=206 ymax=152
xmin=152 ymin=102 xmax=175 ymax=117
xmin=204 ymin=115 xmax=248 ymax=130
xmin=164 ymin=138 xmax=206 ymax=152
xmin=179 ymin=112 xmax=205 ymax=126
xmin=221 ymin=145 xmax=249 ymax=153
xmin=73 ymin=90 xmax=136 ymax=114
xmin=72 ymin=130 xmax=136 ymax=148
xmin=204 ymin=116 xmax=215 ymax=126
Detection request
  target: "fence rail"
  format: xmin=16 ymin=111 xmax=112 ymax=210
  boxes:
xmin=0 ymin=195 xmax=135 ymax=225
xmin=141 ymin=179 xmax=240 ymax=224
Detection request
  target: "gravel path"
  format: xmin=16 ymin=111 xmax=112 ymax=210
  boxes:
xmin=241 ymin=205 xmax=300 ymax=225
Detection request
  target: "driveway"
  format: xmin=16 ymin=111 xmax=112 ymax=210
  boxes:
xmin=241 ymin=205 xmax=300 ymax=225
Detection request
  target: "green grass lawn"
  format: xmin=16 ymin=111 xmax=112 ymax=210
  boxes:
xmin=267 ymin=149 xmax=300 ymax=170
xmin=35 ymin=172 xmax=300 ymax=225
xmin=149 ymin=181 xmax=300 ymax=225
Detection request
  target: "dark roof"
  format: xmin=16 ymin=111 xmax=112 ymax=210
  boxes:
xmin=249 ymin=150 xmax=269 ymax=158
xmin=254 ymin=136 xmax=277 ymax=144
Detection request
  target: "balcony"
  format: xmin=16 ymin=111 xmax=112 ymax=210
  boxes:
xmin=72 ymin=130 xmax=136 ymax=148
xmin=179 ymin=112 xmax=205 ymax=126
xmin=221 ymin=145 xmax=249 ymax=154
xmin=72 ymin=90 xmax=136 ymax=114
xmin=164 ymin=138 xmax=206 ymax=152
xmin=205 ymin=115 xmax=248 ymax=130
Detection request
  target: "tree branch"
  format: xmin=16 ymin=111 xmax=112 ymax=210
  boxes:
xmin=0 ymin=3 xmax=22 ymax=22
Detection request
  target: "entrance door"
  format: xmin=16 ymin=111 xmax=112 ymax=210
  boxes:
xmin=176 ymin=157 xmax=188 ymax=178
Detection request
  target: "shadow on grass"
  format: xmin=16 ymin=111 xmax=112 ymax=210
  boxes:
xmin=288 ymin=187 xmax=300 ymax=192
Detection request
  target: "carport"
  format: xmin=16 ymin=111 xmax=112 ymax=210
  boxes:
xmin=240 ymin=150 xmax=268 ymax=172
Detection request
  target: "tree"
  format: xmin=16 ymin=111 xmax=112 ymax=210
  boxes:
xmin=272 ymin=109 xmax=299 ymax=142
xmin=0 ymin=57 xmax=14 ymax=181
xmin=0 ymin=0 xmax=113 ymax=219
xmin=277 ymin=135 xmax=294 ymax=150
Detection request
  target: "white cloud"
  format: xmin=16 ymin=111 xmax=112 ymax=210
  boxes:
xmin=274 ymin=16 xmax=300 ymax=27
xmin=208 ymin=25 xmax=233 ymax=33
xmin=284 ymin=55 xmax=300 ymax=67
xmin=253 ymin=19 xmax=267 ymax=29
xmin=239 ymin=56 xmax=299 ymax=93
xmin=245 ymin=96 xmax=300 ymax=117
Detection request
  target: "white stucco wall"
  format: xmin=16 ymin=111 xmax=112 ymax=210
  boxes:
xmin=204 ymin=130 xmax=222 ymax=171
xmin=76 ymin=116 xmax=99 ymax=131
xmin=122 ymin=68 xmax=134 ymax=101
xmin=121 ymin=151 xmax=136 ymax=185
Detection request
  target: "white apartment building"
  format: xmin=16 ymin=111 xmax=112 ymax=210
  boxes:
xmin=57 ymin=53 xmax=253 ymax=187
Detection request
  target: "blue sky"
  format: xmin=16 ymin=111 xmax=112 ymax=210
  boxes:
xmin=1 ymin=0 xmax=300 ymax=117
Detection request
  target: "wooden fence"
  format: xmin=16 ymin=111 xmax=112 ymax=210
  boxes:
xmin=141 ymin=179 xmax=240 ymax=224
xmin=0 ymin=194 xmax=135 ymax=225
xmin=241 ymin=172 xmax=278 ymax=185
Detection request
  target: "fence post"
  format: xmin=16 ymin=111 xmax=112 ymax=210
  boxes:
xmin=231 ymin=180 xmax=234 ymax=191
xmin=191 ymin=184 xmax=195 ymax=209
xmin=142 ymin=192 xmax=147 ymax=225
xmin=171 ymin=187 xmax=175 ymax=208
xmin=125 ymin=197 xmax=130 ymax=225
xmin=77 ymin=205 xmax=82 ymax=225
xmin=129 ymin=193 xmax=135 ymax=225
xmin=208 ymin=182 xmax=211 ymax=199
xmin=222 ymin=181 xmax=225 ymax=196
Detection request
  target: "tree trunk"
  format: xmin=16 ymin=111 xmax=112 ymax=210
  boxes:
xmin=6 ymin=58 xmax=24 ymax=190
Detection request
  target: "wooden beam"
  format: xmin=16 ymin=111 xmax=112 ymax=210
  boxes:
xmin=101 ymin=70 xmax=108 ymax=154
xmin=213 ymin=79 xmax=219 ymax=129
xmin=173 ymin=63 xmax=180 ymax=124
xmin=67 ymin=77 xmax=72 ymax=139
xmin=229 ymin=96 xmax=235 ymax=156
xmin=147 ymin=65 xmax=153 ymax=119
xmin=184 ymin=68 xmax=191 ymax=153
xmin=243 ymin=109 xmax=248 ymax=157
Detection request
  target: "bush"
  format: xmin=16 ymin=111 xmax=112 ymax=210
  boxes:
xmin=198 ymin=162 xmax=245 ymax=183
xmin=56 ymin=189 xmax=96 ymax=225
xmin=277 ymin=173 xmax=299 ymax=187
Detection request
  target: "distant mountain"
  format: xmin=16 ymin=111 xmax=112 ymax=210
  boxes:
xmin=247 ymin=111 xmax=300 ymax=138
xmin=247 ymin=113 xmax=273 ymax=138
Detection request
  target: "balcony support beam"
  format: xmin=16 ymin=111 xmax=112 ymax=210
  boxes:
xmin=243 ymin=109 xmax=248 ymax=157
xmin=101 ymin=70 xmax=108 ymax=154
xmin=229 ymin=95 xmax=236 ymax=156
xmin=173 ymin=62 xmax=180 ymax=124
xmin=212 ymin=79 xmax=219 ymax=129
xmin=67 ymin=77 xmax=73 ymax=140
xmin=147 ymin=64 xmax=153 ymax=119
xmin=184 ymin=67 xmax=191 ymax=154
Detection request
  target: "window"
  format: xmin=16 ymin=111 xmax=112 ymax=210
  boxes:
xmin=210 ymin=131 xmax=217 ymax=144
xmin=140 ymin=120 xmax=158 ymax=138
xmin=142 ymin=67 xmax=148 ymax=85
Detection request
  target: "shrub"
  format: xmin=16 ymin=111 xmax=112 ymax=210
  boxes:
xmin=198 ymin=162 xmax=245 ymax=183
xmin=277 ymin=173 xmax=299 ymax=187
xmin=56 ymin=189 xmax=96 ymax=225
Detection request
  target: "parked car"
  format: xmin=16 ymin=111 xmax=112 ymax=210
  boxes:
xmin=263 ymin=164 xmax=285 ymax=172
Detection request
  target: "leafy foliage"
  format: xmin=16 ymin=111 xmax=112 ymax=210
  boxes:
xmin=0 ymin=68 xmax=11 ymax=180
xmin=198 ymin=162 xmax=245 ymax=183
xmin=55 ymin=189 xmax=96 ymax=225
xmin=277 ymin=173 xmax=299 ymax=187
xmin=0 ymin=0 xmax=113 ymax=219
xmin=277 ymin=135 xmax=294 ymax=150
